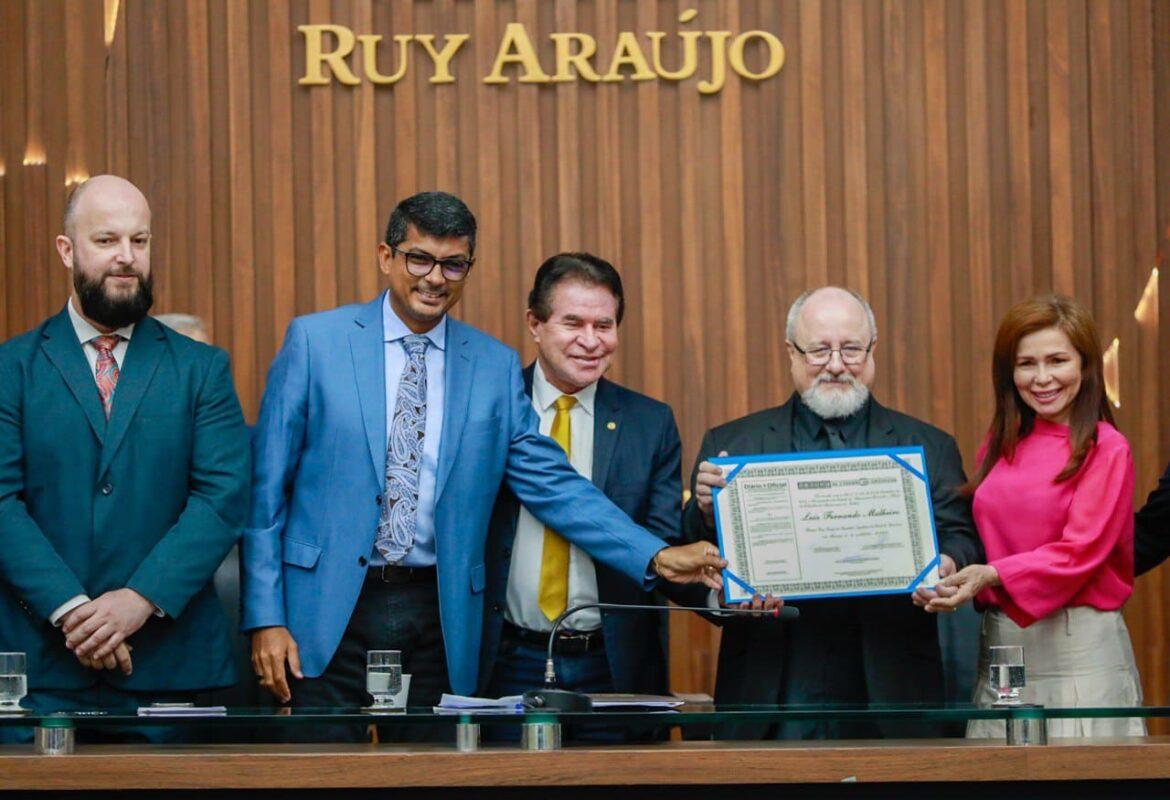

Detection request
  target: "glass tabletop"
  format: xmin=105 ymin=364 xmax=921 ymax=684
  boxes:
xmin=0 ymin=702 xmax=1166 ymax=728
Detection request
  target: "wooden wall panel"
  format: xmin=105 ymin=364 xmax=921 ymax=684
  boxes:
xmin=3 ymin=0 xmax=1170 ymax=707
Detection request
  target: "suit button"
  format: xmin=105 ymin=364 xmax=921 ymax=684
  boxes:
xmin=492 ymin=604 xmax=502 ymax=612
xmin=100 ymin=483 xmax=113 ymax=496
xmin=375 ymin=495 xmax=383 ymax=505
xmin=358 ymin=556 xmax=368 ymax=567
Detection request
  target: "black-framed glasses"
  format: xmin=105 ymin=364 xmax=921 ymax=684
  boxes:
xmin=391 ymin=245 xmax=475 ymax=282
xmin=790 ymin=340 xmax=874 ymax=366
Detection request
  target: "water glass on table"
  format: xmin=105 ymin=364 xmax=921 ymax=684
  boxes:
xmin=0 ymin=652 xmax=27 ymax=714
xmin=988 ymin=645 xmax=1025 ymax=705
xmin=366 ymin=650 xmax=403 ymax=711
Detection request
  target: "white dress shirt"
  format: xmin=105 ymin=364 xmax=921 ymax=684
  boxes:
xmin=49 ymin=299 xmax=137 ymax=625
xmin=504 ymin=361 xmax=602 ymax=632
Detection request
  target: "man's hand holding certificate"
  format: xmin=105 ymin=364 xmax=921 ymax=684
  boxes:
xmin=708 ymin=447 xmax=942 ymax=605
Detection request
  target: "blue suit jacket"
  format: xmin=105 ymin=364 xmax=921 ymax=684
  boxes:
xmin=242 ymin=296 xmax=669 ymax=695
xmin=479 ymin=366 xmax=683 ymax=695
xmin=0 ymin=310 xmax=250 ymax=691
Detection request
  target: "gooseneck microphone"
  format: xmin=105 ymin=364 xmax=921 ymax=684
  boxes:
xmin=521 ymin=600 xmax=800 ymax=712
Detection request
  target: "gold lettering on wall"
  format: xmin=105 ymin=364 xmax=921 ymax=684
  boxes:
xmin=298 ymin=11 xmax=784 ymax=93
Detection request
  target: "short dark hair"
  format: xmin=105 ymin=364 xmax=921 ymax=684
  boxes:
xmin=384 ymin=191 xmax=477 ymax=255
xmin=527 ymin=252 xmax=625 ymax=324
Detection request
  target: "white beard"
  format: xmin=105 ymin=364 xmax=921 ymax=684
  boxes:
xmin=801 ymin=374 xmax=870 ymax=419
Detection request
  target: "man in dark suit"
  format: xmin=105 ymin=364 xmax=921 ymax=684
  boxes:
xmin=1135 ymin=463 xmax=1170 ymax=576
xmin=0 ymin=176 xmax=250 ymax=742
xmin=480 ymin=253 xmax=682 ymax=719
xmin=684 ymin=286 xmax=982 ymax=739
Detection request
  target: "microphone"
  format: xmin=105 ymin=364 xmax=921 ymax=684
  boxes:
xmin=521 ymin=600 xmax=800 ymax=712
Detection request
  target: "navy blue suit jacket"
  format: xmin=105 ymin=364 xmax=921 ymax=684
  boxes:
xmin=480 ymin=365 xmax=683 ymax=695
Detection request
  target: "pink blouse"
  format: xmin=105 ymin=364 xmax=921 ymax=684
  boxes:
xmin=972 ymin=419 xmax=1134 ymax=628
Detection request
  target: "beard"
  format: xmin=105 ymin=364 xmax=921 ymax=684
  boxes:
xmin=801 ymin=373 xmax=870 ymax=419
xmin=73 ymin=263 xmax=154 ymax=329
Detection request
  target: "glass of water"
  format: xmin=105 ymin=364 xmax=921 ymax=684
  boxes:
xmin=0 ymin=652 xmax=27 ymax=713
xmin=988 ymin=645 xmax=1025 ymax=705
xmin=366 ymin=650 xmax=403 ymax=711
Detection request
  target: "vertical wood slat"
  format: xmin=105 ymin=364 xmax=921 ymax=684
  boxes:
xmin=2 ymin=0 xmax=1170 ymax=705
xmin=226 ymin=0 xmax=257 ymax=419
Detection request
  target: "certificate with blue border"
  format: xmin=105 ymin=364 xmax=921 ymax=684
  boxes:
xmin=711 ymin=446 xmax=941 ymax=605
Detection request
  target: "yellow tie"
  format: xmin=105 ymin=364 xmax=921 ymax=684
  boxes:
xmin=538 ymin=394 xmax=578 ymax=621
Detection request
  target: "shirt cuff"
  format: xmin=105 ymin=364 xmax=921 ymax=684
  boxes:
xmin=50 ymin=595 xmax=91 ymax=627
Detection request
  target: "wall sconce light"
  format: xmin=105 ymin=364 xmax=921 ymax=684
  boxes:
xmin=1103 ymin=337 xmax=1120 ymax=409
xmin=1134 ymin=267 xmax=1158 ymax=326
xmin=104 ymin=0 xmax=121 ymax=47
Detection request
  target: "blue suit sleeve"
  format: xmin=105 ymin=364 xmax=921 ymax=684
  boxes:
xmin=0 ymin=351 xmax=87 ymax=619
xmin=241 ymin=320 xmax=310 ymax=630
xmin=500 ymin=352 xmax=665 ymax=589
xmin=126 ymin=348 xmax=251 ymax=617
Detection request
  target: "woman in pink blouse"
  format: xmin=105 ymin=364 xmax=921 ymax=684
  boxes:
xmin=924 ymin=295 xmax=1143 ymax=737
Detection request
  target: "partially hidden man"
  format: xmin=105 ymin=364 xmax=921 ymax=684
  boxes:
xmin=480 ymin=253 xmax=684 ymax=726
xmin=243 ymin=192 xmax=723 ymax=734
xmin=685 ymin=286 xmax=983 ymax=739
xmin=0 ymin=176 xmax=250 ymax=740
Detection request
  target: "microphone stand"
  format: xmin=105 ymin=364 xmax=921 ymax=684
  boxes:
xmin=521 ymin=600 xmax=800 ymax=712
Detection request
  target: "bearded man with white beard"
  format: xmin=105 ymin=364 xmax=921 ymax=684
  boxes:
xmin=682 ymin=286 xmax=983 ymax=740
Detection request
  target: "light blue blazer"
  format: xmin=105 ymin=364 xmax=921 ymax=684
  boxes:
xmin=242 ymin=295 xmax=666 ymax=694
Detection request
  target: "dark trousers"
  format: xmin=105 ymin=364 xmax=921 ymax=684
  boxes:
xmin=0 ymin=683 xmax=198 ymax=745
xmin=772 ymin=596 xmax=945 ymax=739
xmin=485 ymin=626 xmax=627 ymax=743
xmin=286 ymin=568 xmax=450 ymax=743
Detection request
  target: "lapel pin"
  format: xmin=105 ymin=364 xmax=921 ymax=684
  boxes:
xmin=606 ymin=421 xmax=617 ymax=430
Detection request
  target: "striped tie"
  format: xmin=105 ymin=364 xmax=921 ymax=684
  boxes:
xmin=91 ymin=335 xmax=122 ymax=419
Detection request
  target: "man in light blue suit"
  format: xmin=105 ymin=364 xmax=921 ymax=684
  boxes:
xmin=243 ymin=192 xmax=722 ymax=735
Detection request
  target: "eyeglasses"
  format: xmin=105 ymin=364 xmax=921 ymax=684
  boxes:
xmin=790 ymin=340 xmax=874 ymax=366
xmin=391 ymin=246 xmax=475 ymax=282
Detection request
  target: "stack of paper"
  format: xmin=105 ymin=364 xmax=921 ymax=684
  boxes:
xmin=587 ymin=694 xmax=685 ymax=709
xmin=137 ymin=705 xmax=227 ymax=717
xmin=433 ymin=693 xmax=525 ymax=714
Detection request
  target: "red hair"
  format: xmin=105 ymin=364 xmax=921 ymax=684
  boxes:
xmin=970 ymin=294 xmax=1113 ymax=489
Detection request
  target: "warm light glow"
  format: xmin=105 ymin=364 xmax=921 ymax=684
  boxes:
xmin=22 ymin=148 xmax=46 ymax=166
xmin=104 ymin=0 xmax=120 ymax=47
xmin=1134 ymin=267 xmax=1159 ymax=325
xmin=1103 ymin=338 xmax=1121 ymax=409
xmin=65 ymin=172 xmax=90 ymax=187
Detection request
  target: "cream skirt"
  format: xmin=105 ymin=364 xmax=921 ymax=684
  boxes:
xmin=967 ymin=607 xmax=1146 ymax=739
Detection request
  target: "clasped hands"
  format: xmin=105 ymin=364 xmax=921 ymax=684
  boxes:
xmin=913 ymin=561 xmax=1001 ymax=613
xmin=60 ymin=588 xmax=155 ymax=676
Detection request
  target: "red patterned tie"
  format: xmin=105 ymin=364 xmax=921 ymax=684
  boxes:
xmin=91 ymin=334 xmax=121 ymax=418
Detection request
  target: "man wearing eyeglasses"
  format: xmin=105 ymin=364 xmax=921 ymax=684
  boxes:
xmin=684 ymin=286 xmax=981 ymax=739
xmin=242 ymin=192 xmax=724 ymax=736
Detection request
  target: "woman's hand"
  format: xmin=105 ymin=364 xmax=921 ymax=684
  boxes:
xmin=922 ymin=564 xmax=1001 ymax=613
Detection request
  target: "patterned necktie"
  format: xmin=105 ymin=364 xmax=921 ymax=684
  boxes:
xmin=91 ymin=335 xmax=122 ymax=419
xmin=538 ymin=394 xmax=578 ymax=621
xmin=823 ymin=422 xmax=847 ymax=450
xmin=376 ymin=335 xmax=430 ymax=563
